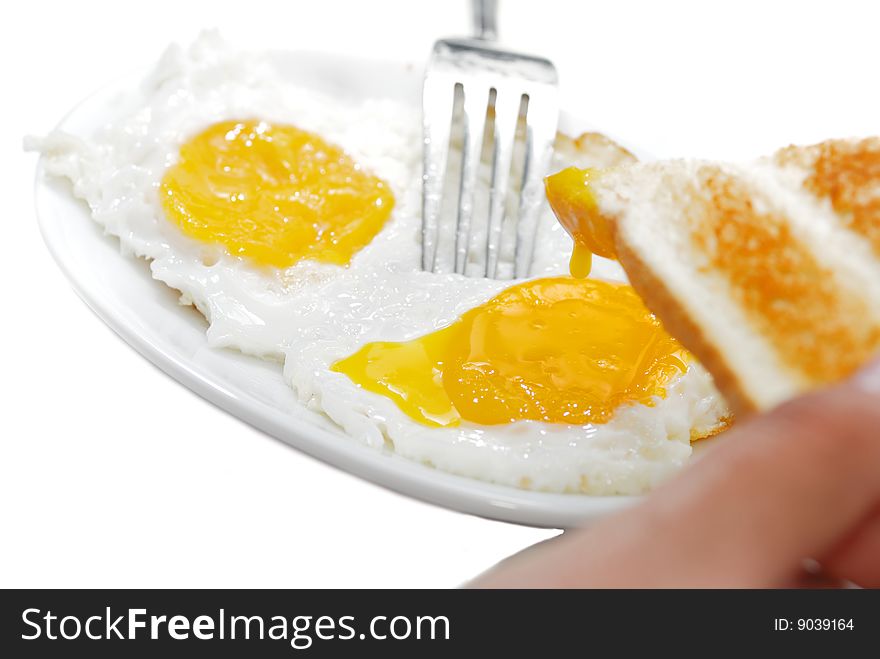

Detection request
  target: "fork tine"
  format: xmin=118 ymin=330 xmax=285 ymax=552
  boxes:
xmin=484 ymin=89 xmax=520 ymax=279
xmin=453 ymin=84 xmax=491 ymax=275
xmin=513 ymin=89 xmax=558 ymax=278
xmin=423 ymin=37 xmax=558 ymax=278
xmin=421 ymin=71 xmax=457 ymax=272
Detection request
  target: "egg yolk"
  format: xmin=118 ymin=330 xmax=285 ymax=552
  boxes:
xmin=332 ymin=277 xmax=688 ymax=427
xmin=160 ymin=119 xmax=394 ymax=268
xmin=544 ymin=166 xmax=617 ymax=278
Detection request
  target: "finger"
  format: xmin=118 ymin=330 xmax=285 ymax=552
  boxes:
xmin=472 ymin=366 xmax=880 ymax=588
xmin=823 ymin=365 xmax=880 ymax=586
xmin=823 ymin=507 xmax=880 ymax=587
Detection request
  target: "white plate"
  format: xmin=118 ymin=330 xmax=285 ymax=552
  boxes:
xmin=34 ymin=50 xmax=640 ymax=528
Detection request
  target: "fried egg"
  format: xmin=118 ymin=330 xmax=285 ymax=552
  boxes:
xmin=32 ymin=33 xmax=730 ymax=494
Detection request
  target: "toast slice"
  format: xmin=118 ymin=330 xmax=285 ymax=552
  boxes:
xmin=545 ymin=138 xmax=880 ymax=415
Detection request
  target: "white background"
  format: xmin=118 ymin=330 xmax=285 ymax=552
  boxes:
xmin=2 ymin=0 xmax=878 ymax=587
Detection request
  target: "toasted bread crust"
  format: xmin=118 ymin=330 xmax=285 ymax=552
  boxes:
xmin=612 ymin=225 xmax=761 ymax=417
xmin=802 ymin=139 xmax=880 ymax=256
xmin=777 ymin=139 xmax=880 ymax=256
xmin=690 ymin=167 xmax=880 ymax=384
xmin=593 ymin=140 xmax=880 ymax=414
xmin=551 ymin=137 xmax=880 ymax=414
xmin=554 ymin=132 xmax=638 ymax=168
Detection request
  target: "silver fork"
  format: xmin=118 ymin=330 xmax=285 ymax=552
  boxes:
xmin=421 ymin=0 xmax=559 ymax=279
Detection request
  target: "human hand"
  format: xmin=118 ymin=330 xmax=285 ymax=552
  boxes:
xmin=471 ymin=361 xmax=880 ymax=588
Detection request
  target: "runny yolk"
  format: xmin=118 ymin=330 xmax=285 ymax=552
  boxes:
xmin=332 ymin=277 xmax=688 ymax=427
xmin=160 ymin=119 xmax=394 ymax=268
xmin=544 ymin=166 xmax=617 ymax=278
xmin=569 ymin=242 xmax=593 ymax=280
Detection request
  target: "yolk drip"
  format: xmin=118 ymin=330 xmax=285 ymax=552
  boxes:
xmin=160 ymin=119 xmax=394 ymax=268
xmin=332 ymin=277 xmax=688 ymax=427
xmin=544 ymin=166 xmax=617 ymax=278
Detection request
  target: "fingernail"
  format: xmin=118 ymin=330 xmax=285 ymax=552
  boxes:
xmin=852 ymin=356 xmax=880 ymax=395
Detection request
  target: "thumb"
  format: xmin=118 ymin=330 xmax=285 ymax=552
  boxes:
xmin=472 ymin=359 xmax=880 ymax=588
xmin=821 ymin=362 xmax=880 ymax=586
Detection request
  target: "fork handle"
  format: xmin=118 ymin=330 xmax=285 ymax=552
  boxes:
xmin=472 ymin=0 xmax=498 ymax=40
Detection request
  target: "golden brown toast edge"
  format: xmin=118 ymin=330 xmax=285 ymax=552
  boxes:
xmin=612 ymin=230 xmax=760 ymax=417
xmin=777 ymin=137 xmax=880 ymax=257
xmin=606 ymin=140 xmax=880 ymax=416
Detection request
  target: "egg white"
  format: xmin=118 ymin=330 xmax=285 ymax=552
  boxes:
xmin=32 ymin=33 xmax=729 ymax=494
